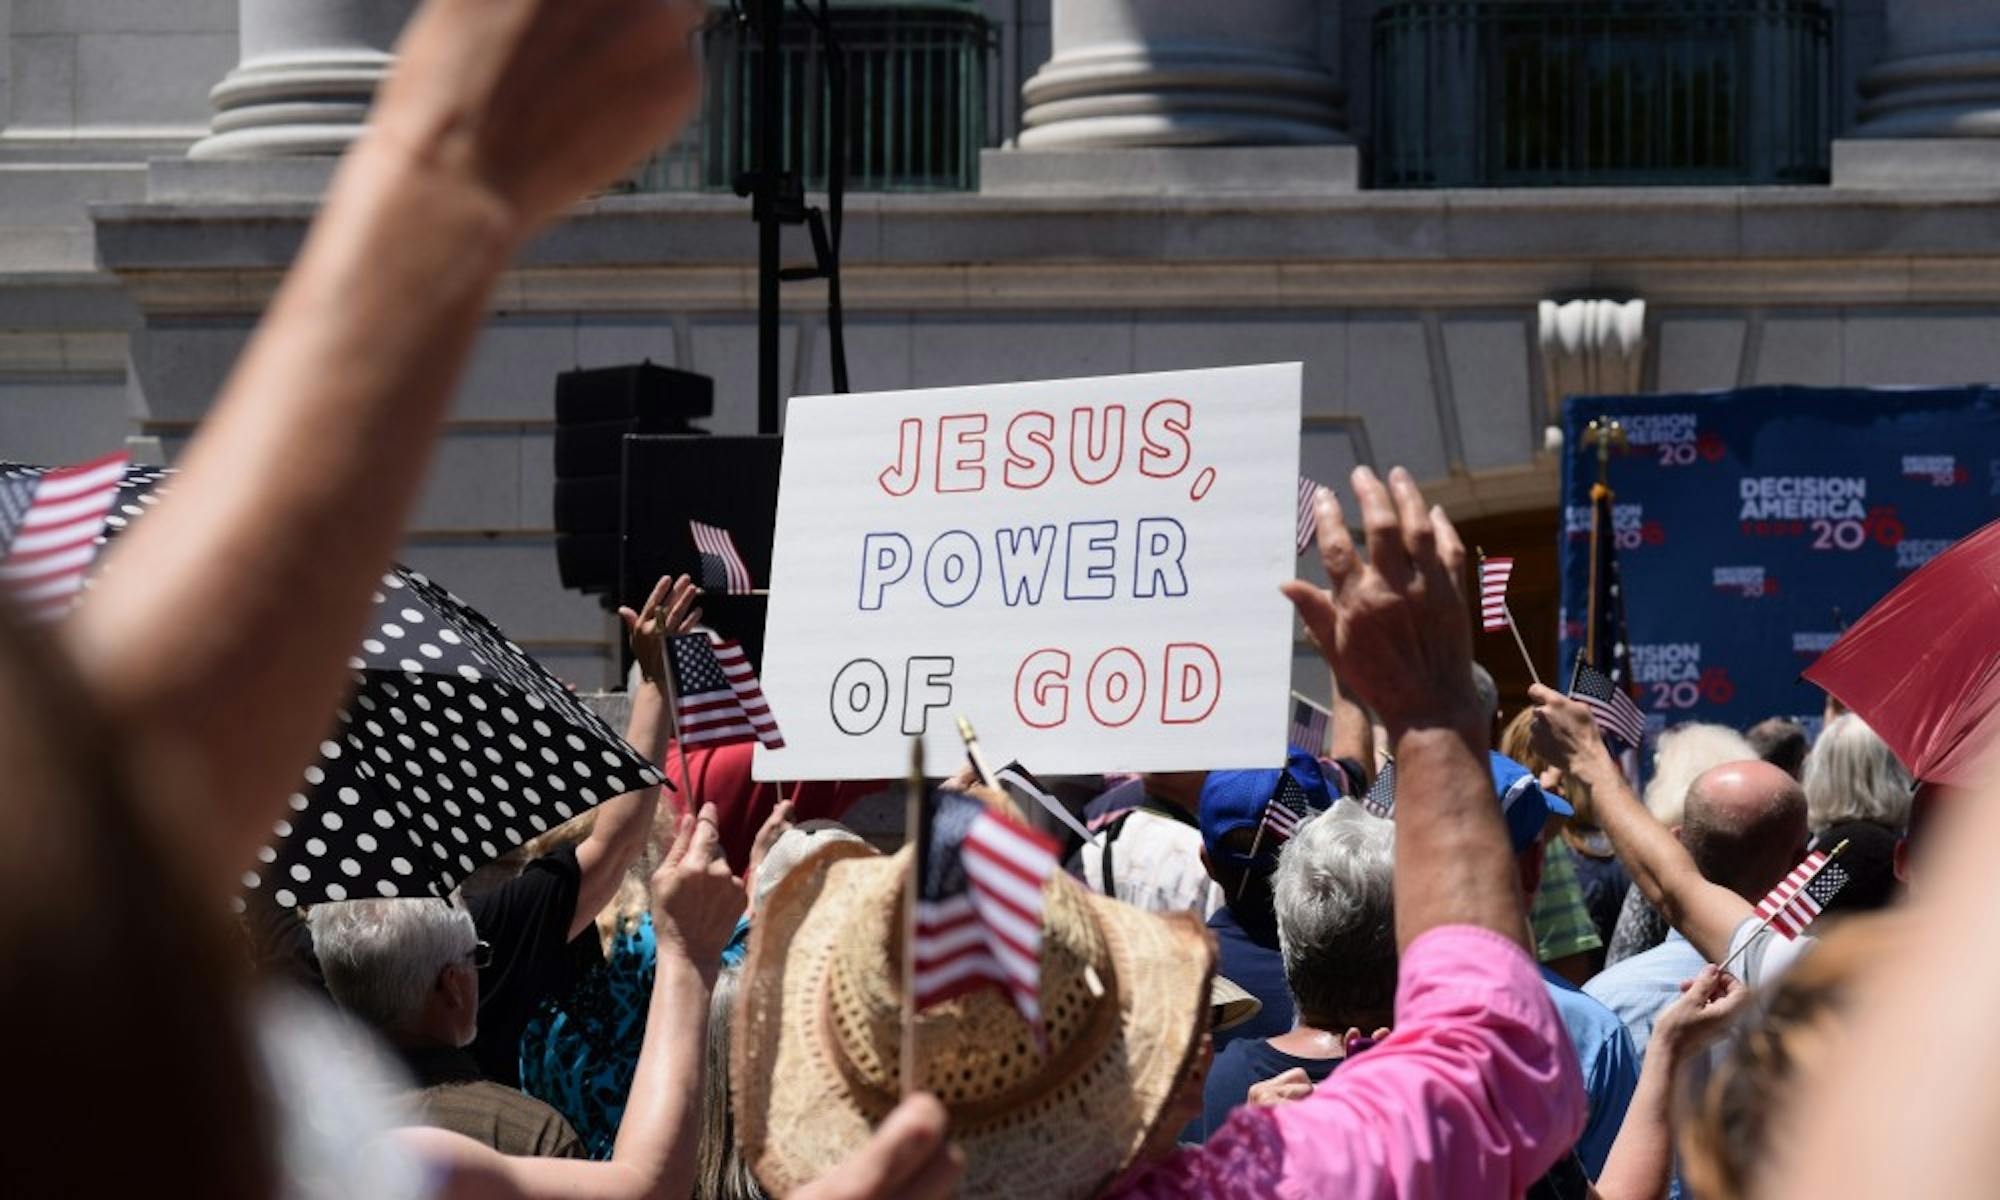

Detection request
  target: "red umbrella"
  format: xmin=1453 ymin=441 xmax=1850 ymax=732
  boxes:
xmin=1804 ymin=517 xmax=2000 ymax=787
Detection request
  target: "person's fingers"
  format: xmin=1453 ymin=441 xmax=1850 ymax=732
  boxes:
xmin=1372 ymin=1026 xmax=1391 ymax=1041
xmin=895 ymin=1142 xmax=966 ymax=1200
xmin=1352 ymin=466 xmax=1408 ymax=580
xmin=816 ymin=1093 xmax=953 ymax=1199
xmin=1279 ymin=580 xmax=1338 ymax=659
xmin=1527 ymin=683 xmax=1564 ymax=708
xmin=684 ymin=802 xmax=721 ymax=867
xmin=1388 ymin=467 xmax=1434 ymax=561
xmin=1429 ymin=503 xmax=1467 ymax=591
xmin=1312 ymin=487 xmax=1358 ymax=594
xmin=661 ymin=810 xmax=695 ymax=869
xmin=617 ymin=605 xmax=638 ymax=634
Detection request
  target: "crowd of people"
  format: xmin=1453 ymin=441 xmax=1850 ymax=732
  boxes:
xmin=2 ymin=0 xmax=1989 ymax=1196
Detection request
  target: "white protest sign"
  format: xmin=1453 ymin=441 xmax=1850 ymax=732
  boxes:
xmin=752 ymin=363 xmax=1300 ymax=780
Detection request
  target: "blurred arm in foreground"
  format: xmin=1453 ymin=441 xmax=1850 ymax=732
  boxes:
xmin=63 ymin=0 xmax=708 ymax=881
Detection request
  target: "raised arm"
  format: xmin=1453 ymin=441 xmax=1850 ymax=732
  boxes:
xmin=569 ymin=574 xmax=702 ymax=939
xmin=1284 ymin=467 xmax=1526 ymax=949
xmin=417 ymin=803 xmax=744 ymax=1200
xmin=61 ymin=0 xmax=706 ymax=878
xmin=1592 ymin=966 xmax=1750 ymax=1200
xmin=1528 ymin=686 xmax=1751 ymax=963
xmin=1327 ymin=666 xmax=1375 ymax=786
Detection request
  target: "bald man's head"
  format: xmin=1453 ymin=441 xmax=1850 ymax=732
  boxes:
xmin=1680 ymin=760 xmax=1809 ymax=900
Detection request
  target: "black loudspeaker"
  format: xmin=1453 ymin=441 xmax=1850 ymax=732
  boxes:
xmin=621 ymin=434 xmax=783 ymax=669
xmin=553 ymin=362 xmax=714 ymax=601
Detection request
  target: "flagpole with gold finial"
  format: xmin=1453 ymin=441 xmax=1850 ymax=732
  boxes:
xmin=1580 ymin=418 xmax=1628 ymax=669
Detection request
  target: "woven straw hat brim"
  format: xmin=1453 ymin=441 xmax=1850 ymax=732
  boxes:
xmin=732 ymin=842 xmax=1214 ymax=1199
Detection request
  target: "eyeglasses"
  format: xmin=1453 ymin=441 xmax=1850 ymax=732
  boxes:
xmin=465 ymin=940 xmax=493 ymax=969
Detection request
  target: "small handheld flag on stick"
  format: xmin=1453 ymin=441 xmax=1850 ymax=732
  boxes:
xmin=910 ymin=771 xmax=1061 ymax=1048
xmin=0 ymin=450 xmax=129 ymax=622
xmin=1721 ymin=840 xmax=1851 ymax=975
xmin=667 ymin=632 xmax=785 ymax=750
xmin=1235 ymin=774 xmax=1322 ymax=899
xmin=689 ymin=519 xmax=760 ymax=595
xmin=1477 ymin=549 xmax=1540 ymax=687
xmin=1288 ymin=691 xmax=1332 ymax=756
xmin=1296 ymin=476 xmax=1321 ymax=557
xmin=1569 ymin=653 xmax=1647 ymax=750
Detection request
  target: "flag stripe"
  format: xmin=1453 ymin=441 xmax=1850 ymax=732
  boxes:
xmin=689 ymin=520 xmax=754 ymax=595
xmin=1296 ymin=475 xmax=1320 ymax=557
xmin=0 ymin=451 xmax=126 ymax=622
xmin=1479 ymin=557 xmax=1515 ymax=632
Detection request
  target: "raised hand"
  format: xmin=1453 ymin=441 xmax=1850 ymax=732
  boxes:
xmin=1247 ymin=1067 xmax=1314 ymax=1108
xmin=1281 ymin=467 xmax=1476 ymax=738
xmin=370 ymin=0 xmax=709 ymax=238
xmin=744 ymin=798 xmax=794 ymax=917
xmin=1526 ymin=684 xmax=1614 ymax=776
xmin=792 ymin=1095 xmax=964 ymax=1200
xmin=619 ymin=574 xmax=702 ymax=685
xmin=1652 ymin=966 xmax=1751 ymax=1062
xmin=649 ymin=803 xmax=745 ymax=975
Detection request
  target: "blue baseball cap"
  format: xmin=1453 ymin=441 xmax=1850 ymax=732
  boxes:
xmin=1363 ymin=751 xmax=1573 ymax=855
xmin=1198 ymin=748 xmax=1335 ymax=869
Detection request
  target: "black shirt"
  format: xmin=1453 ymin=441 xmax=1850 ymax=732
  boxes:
xmin=1208 ymin=905 xmax=1294 ymax=1052
xmin=1197 ymin=1038 xmax=1342 ymax=1141
xmin=465 ymin=845 xmax=602 ymax=1087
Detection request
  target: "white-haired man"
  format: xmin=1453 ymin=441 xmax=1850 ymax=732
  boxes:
xmin=309 ymin=898 xmax=584 ymax=1158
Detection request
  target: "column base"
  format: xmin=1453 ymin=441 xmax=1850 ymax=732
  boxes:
xmin=186 ymin=52 xmax=391 ymax=160
xmin=1018 ymin=43 xmax=1346 ymax=150
xmin=1832 ymin=138 xmax=2000 ymax=188
xmin=980 ymin=145 xmax=1358 ymax=196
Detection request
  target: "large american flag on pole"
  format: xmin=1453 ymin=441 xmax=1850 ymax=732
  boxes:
xmin=1570 ymin=654 xmax=1647 ymax=750
xmin=667 ymin=631 xmax=784 ymax=749
xmin=1479 ymin=556 xmax=1515 ymax=632
xmin=912 ymin=789 xmax=1060 ymax=1034
xmin=689 ymin=519 xmax=754 ymax=595
xmin=1295 ymin=475 xmax=1321 ymax=557
xmin=0 ymin=451 xmax=129 ymax=622
xmin=1753 ymin=849 xmax=1851 ymax=940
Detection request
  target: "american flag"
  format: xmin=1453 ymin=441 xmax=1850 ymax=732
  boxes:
xmin=711 ymin=635 xmax=784 ymax=749
xmin=1296 ymin=475 xmax=1321 ymax=557
xmin=0 ymin=451 xmax=129 ymax=622
xmin=1754 ymin=849 xmax=1851 ymax=940
xmin=1288 ymin=691 xmax=1332 ymax=756
xmin=689 ymin=519 xmax=754 ymax=595
xmin=912 ymin=789 xmax=1060 ymax=1033
xmin=1257 ymin=773 xmax=1321 ymax=844
xmin=1359 ymin=759 xmax=1396 ymax=819
xmin=667 ymin=632 xmax=784 ymax=749
xmin=1479 ymin=556 xmax=1515 ymax=632
xmin=1570 ymin=654 xmax=1647 ymax=750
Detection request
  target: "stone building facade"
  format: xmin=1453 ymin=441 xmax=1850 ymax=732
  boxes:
xmin=5 ymin=0 xmax=2000 ymax=703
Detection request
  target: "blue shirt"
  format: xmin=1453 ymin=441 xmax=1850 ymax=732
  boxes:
xmin=1583 ymin=928 xmax=1707 ymax=1066
xmin=1207 ymin=905 xmax=1293 ymax=1052
xmin=1542 ymin=965 xmax=1640 ymax=1178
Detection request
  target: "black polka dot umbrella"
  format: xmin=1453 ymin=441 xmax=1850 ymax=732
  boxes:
xmin=243 ymin=564 xmax=666 ymax=908
xmin=1 ymin=461 xmax=665 ymax=907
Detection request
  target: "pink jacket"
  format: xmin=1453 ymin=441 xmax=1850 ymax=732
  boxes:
xmin=1112 ymin=925 xmax=1587 ymax=1199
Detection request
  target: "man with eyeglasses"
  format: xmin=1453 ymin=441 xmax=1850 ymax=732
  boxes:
xmin=308 ymin=897 xmax=586 ymax=1158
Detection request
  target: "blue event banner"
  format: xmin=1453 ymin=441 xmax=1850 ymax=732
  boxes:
xmin=1558 ymin=386 xmax=2000 ymax=740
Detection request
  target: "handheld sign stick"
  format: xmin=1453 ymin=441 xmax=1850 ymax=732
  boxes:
xmin=957 ymin=715 xmax=1000 ymax=791
xmin=901 ymin=735 xmax=924 ymax=1098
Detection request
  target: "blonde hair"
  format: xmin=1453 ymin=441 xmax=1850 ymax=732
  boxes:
xmin=1645 ymin=723 xmax=1756 ymax=827
xmin=695 ymin=967 xmax=765 ymax=1200
xmin=1802 ymin=714 xmax=1912 ymax=831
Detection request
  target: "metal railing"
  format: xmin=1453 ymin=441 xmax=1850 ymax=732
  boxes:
xmin=636 ymin=3 xmax=997 ymax=193
xmin=1372 ymin=1 xmax=1834 ymax=188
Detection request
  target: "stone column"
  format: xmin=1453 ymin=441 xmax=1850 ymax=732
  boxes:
xmin=1855 ymin=0 xmax=2000 ymax=137
xmin=1017 ymin=0 xmax=1346 ymax=148
xmin=188 ymin=0 xmax=417 ymax=159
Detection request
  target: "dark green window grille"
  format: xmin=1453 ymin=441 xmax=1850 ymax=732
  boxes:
xmin=1372 ymin=1 xmax=1834 ymax=187
xmin=638 ymin=1 xmax=997 ymax=193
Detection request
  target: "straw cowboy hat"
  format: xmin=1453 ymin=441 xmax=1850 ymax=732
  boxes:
xmin=733 ymin=840 xmax=1215 ymax=1198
